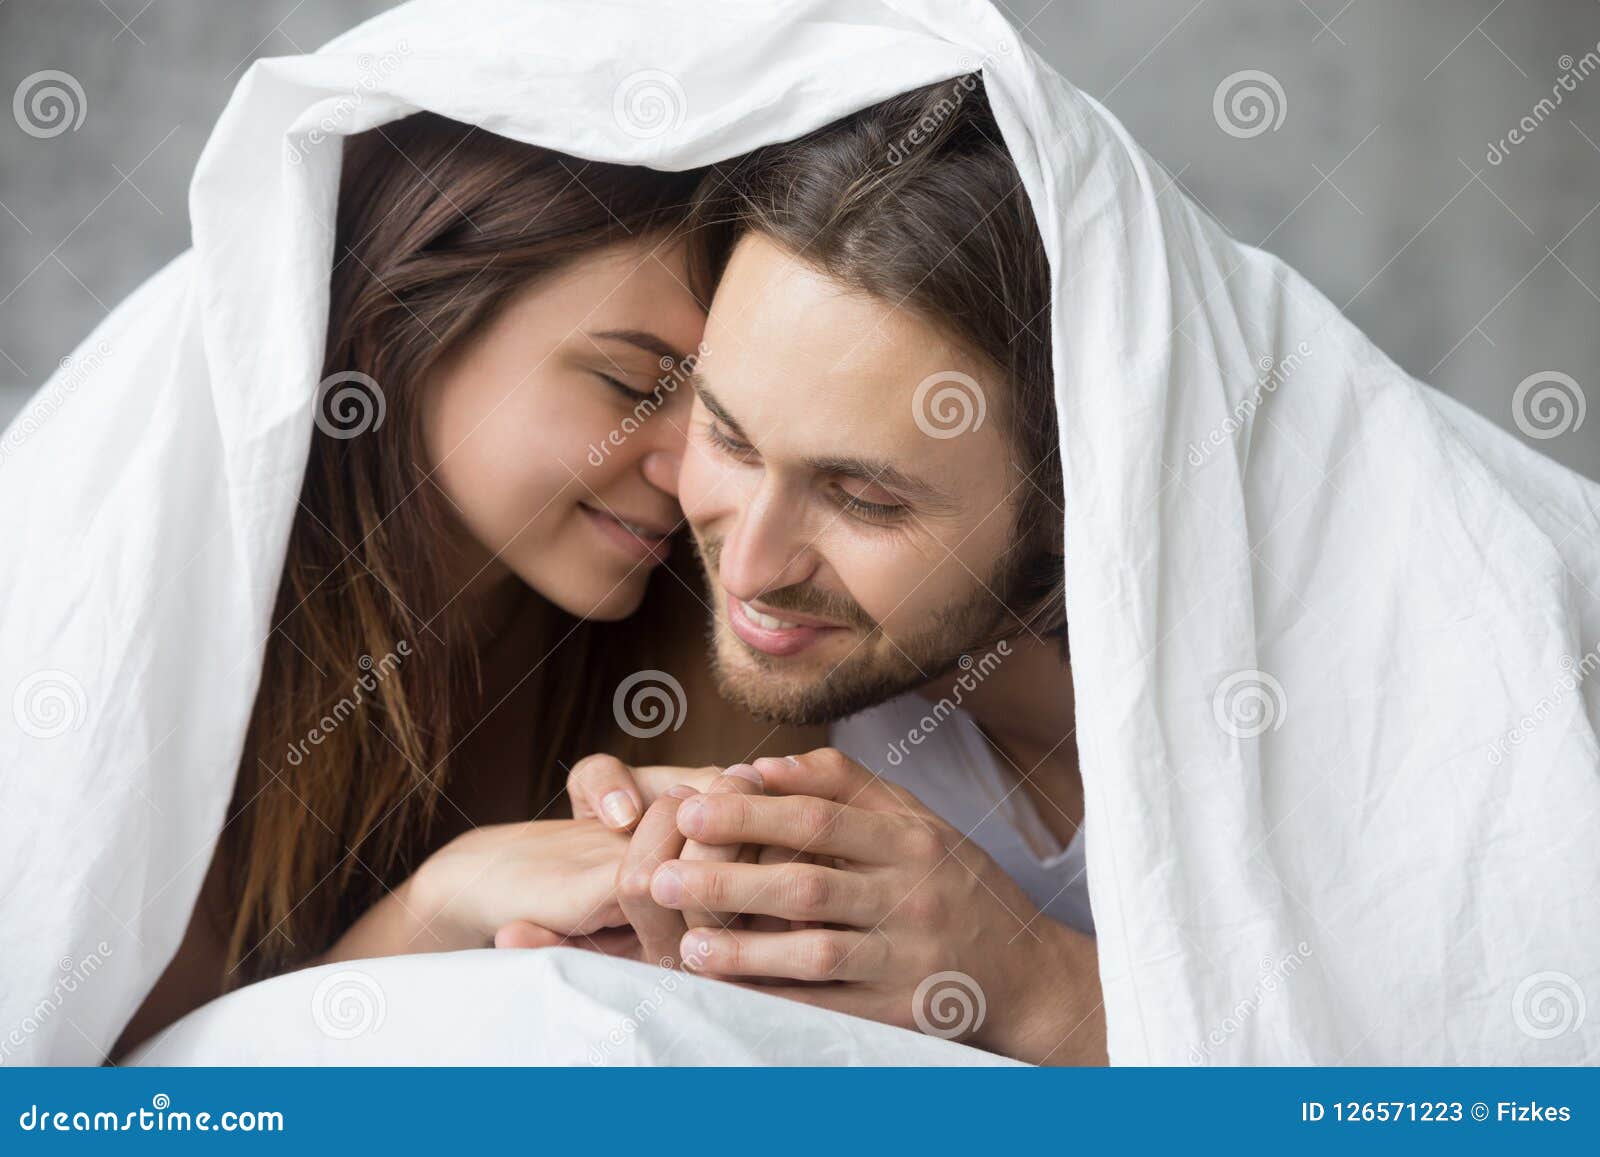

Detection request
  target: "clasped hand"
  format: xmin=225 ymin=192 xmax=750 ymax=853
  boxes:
xmin=545 ymin=748 xmax=1104 ymax=1064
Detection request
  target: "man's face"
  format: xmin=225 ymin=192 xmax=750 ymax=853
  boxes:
xmin=676 ymin=233 xmax=1028 ymax=724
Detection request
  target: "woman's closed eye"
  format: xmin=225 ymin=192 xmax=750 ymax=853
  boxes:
xmin=596 ymin=371 xmax=659 ymax=403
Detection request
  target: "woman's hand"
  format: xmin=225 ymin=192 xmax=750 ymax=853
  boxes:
xmin=651 ymin=749 xmax=1108 ymax=1065
xmin=320 ymin=819 xmax=631 ymax=965
xmin=565 ymin=754 xmax=724 ymax=832
xmin=492 ymin=760 xmax=760 ymax=959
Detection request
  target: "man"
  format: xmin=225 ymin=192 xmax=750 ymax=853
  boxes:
xmin=588 ymin=77 xmax=1106 ymax=1066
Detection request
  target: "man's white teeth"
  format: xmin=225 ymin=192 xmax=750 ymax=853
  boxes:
xmin=741 ymin=599 xmax=800 ymax=630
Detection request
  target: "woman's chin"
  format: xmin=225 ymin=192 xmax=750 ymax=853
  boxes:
xmin=538 ymin=573 xmax=650 ymax=623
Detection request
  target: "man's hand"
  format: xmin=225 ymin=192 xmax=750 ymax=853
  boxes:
xmin=648 ymin=747 xmax=1106 ymax=1065
xmin=613 ymin=765 xmax=765 ymax=966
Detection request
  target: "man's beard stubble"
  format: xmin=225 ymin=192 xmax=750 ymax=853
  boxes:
xmin=693 ymin=532 xmax=1021 ymax=726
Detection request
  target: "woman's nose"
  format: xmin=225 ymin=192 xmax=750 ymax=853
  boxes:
xmin=641 ymin=449 xmax=681 ymax=496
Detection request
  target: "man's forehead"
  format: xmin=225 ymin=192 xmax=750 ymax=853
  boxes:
xmin=701 ymin=238 xmax=982 ymax=437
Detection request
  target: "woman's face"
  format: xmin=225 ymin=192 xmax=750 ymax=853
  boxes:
xmin=424 ymin=237 xmax=703 ymax=622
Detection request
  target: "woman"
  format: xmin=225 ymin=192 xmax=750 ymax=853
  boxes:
xmin=114 ymin=112 xmax=817 ymax=1055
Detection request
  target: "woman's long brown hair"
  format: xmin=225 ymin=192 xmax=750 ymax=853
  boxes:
xmin=219 ymin=114 xmax=701 ymax=983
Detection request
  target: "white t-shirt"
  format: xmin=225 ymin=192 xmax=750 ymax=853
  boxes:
xmin=829 ymin=693 xmax=1094 ymax=937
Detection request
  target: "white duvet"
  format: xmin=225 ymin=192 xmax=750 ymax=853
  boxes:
xmin=3 ymin=0 xmax=1597 ymax=1066
xmin=126 ymin=949 xmax=1011 ymax=1066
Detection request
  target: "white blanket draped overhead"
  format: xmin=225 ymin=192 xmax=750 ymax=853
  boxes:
xmin=2 ymin=0 xmax=1596 ymax=1066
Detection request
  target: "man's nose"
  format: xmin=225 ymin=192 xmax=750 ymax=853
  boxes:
xmin=717 ymin=484 xmax=815 ymax=601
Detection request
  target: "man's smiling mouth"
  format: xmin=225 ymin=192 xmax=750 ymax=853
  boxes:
xmin=726 ymin=593 xmax=845 ymax=656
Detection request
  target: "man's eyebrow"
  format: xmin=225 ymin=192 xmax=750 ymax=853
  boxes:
xmin=589 ymin=329 xmax=685 ymax=364
xmin=691 ymin=373 xmax=955 ymax=509
xmin=688 ymin=375 xmax=751 ymax=441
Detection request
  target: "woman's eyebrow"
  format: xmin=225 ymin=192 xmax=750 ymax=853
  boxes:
xmin=588 ymin=328 xmax=685 ymax=364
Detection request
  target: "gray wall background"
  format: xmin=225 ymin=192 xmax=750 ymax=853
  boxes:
xmin=2 ymin=0 xmax=1597 ymax=477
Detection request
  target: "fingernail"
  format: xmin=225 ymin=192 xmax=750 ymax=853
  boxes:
xmin=665 ymin=784 xmax=699 ymax=800
xmin=677 ymin=796 xmax=706 ymax=838
xmin=681 ymin=934 xmax=713 ymax=968
xmin=651 ymin=865 xmax=684 ymax=906
xmin=724 ymin=762 xmax=763 ymax=787
xmin=753 ymin=756 xmax=788 ymax=776
xmin=600 ymin=790 xmax=640 ymax=828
